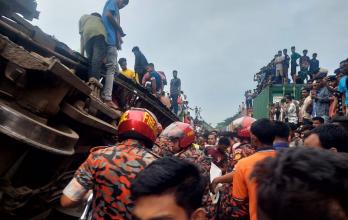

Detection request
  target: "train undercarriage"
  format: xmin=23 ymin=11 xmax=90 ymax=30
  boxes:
xmin=0 ymin=0 xmax=177 ymax=219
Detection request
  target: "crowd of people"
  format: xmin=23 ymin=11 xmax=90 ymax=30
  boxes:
xmin=59 ymin=107 xmax=348 ymax=220
xmin=267 ymin=58 xmax=348 ymax=131
xmin=78 ymin=0 xmax=194 ymax=122
xmin=253 ymin=46 xmax=324 ymax=96
xmin=244 ymin=45 xmax=348 ymax=131
xmin=62 ymin=1 xmax=348 ymax=220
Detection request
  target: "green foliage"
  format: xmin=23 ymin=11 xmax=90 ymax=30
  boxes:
xmin=216 ymin=113 xmax=240 ymax=129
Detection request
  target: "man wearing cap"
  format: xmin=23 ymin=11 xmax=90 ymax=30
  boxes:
xmin=312 ymin=73 xmax=330 ymax=121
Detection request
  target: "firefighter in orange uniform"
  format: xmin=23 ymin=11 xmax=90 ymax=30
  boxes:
xmin=60 ymin=108 xmax=160 ymax=220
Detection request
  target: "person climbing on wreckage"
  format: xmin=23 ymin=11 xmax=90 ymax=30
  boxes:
xmin=142 ymin=63 xmax=164 ymax=97
xmin=102 ymin=0 xmax=129 ymax=109
xmin=60 ymin=108 xmax=160 ymax=220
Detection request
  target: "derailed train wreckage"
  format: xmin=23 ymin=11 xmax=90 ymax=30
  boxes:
xmin=0 ymin=0 xmax=177 ymax=219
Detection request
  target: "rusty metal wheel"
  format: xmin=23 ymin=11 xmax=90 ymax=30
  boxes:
xmin=0 ymin=102 xmax=78 ymax=155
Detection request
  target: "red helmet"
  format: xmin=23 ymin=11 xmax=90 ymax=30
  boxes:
xmin=238 ymin=126 xmax=251 ymax=138
xmin=161 ymin=122 xmax=195 ymax=149
xmin=234 ymin=116 xmax=256 ymax=138
xmin=118 ymin=108 xmax=159 ymax=148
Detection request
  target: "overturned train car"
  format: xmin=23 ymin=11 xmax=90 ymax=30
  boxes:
xmin=0 ymin=0 xmax=177 ymax=219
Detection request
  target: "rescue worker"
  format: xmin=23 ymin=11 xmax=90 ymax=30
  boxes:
xmin=153 ymin=122 xmax=214 ymax=218
xmin=153 ymin=121 xmax=210 ymax=174
xmin=210 ymin=119 xmax=256 ymax=220
xmin=60 ymin=108 xmax=160 ymax=220
xmin=153 ymin=122 xmax=194 ymax=154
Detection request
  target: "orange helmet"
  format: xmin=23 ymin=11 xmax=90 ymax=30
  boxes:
xmin=161 ymin=122 xmax=195 ymax=149
xmin=118 ymin=108 xmax=159 ymax=148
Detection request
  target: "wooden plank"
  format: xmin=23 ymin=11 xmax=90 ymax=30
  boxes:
xmin=0 ymin=34 xmax=48 ymax=71
xmin=62 ymin=103 xmax=117 ymax=134
xmin=48 ymin=59 xmax=91 ymax=96
xmin=0 ymin=19 xmax=88 ymax=72
xmin=0 ymin=34 xmax=91 ymax=96
xmin=88 ymin=97 xmax=122 ymax=120
xmin=0 ymin=16 xmax=33 ymax=37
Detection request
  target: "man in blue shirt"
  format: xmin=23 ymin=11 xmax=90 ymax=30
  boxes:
xmin=145 ymin=63 xmax=162 ymax=95
xmin=102 ymin=0 xmax=129 ymax=109
xmin=312 ymin=74 xmax=330 ymax=122
xmin=338 ymin=59 xmax=348 ymax=116
xmin=272 ymin=121 xmax=290 ymax=151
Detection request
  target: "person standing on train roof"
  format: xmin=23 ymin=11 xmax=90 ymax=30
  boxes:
xmin=101 ymin=0 xmax=129 ymax=109
xmin=144 ymin=63 xmax=162 ymax=95
xmin=290 ymin=46 xmax=301 ymax=83
xmin=79 ymin=13 xmax=107 ymax=83
xmin=170 ymin=70 xmax=181 ymax=115
xmin=132 ymin=46 xmax=149 ymax=83
xmin=118 ymin=57 xmax=139 ymax=83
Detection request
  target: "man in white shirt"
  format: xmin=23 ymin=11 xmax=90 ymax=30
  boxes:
xmin=285 ymin=95 xmax=298 ymax=124
xmin=300 ymin=88 xmax=312 ymax=125
xmin=275 ymin=50 xmax=285 ymax=84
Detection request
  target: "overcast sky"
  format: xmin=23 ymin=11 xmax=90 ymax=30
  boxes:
xmin=32 ymin=0 xmax=348 ymax=125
